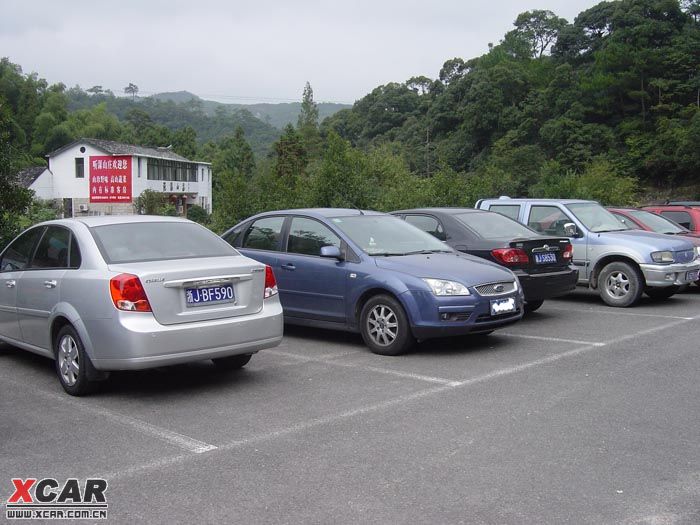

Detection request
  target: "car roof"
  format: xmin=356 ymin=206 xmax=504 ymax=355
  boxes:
xmin=480 ymin=198 xmax=594 ymax=204
xmin=392 ymin=207 xmax=485 ymax=215
xmin=249 ymin=208 xmax=386 ymax=219
xmin=36 ymin=215 xmax=192 ymax=228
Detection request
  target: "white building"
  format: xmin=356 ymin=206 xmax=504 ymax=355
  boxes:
xmin=20 ymin=138 xmax=213 ymax=217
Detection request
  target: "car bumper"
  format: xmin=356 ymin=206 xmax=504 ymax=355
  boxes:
xmin=515 ymin=267 xmax=579 ymax=301
xmin=401 ymin=289 xmax=524 ymax=341
xmin=639 ymin=260 xmax=700 ymax=287
xmin=85 ymin=299 xmax=284 ymax=370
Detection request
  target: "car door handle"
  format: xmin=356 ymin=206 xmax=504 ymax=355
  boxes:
xmin=44 ymin=280 xmax=57 ymax=289
xmin=281 ymin=263 xmax=296 ymax=271
xmin=5 ymin=280 xmax=15 ymax=288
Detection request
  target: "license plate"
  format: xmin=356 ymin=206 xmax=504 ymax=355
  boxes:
xmin=185 ymin=284 xmax=235 ymax=307
xmin=534 ymin=252 xmax=557 ymax=264
xmin=490 ymin=297 xmax=516 ymax=316
xmin=686 ymin=270 xmax=699 ymax=281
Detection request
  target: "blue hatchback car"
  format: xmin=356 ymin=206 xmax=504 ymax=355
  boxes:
xmin=222 ymin=209 xmax=524 ymax=355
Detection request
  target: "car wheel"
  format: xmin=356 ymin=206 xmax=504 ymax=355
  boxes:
xmin=360 ymin=294 xmax=414 ymax=356
xmin=212 ymin=354 xmax=252 ymax=370
xmin=645 ymin=285 xmax=679 ymax=300
xmin=598 ymin=261 xmax=644 ymax=307
xmin=524 ymin=300 xmax=544 ymax=313
xmin=54 ymin=325 xmax=96 ymax=396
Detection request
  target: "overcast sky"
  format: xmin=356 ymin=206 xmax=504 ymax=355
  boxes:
xmin=1 ymin=0 xmax=601 ymax=105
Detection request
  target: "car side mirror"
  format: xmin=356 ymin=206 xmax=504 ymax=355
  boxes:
xmin=563 ymin=223 xmax=579 ymax=237
xmin=320 ymin=245 xmax=344 ymax=260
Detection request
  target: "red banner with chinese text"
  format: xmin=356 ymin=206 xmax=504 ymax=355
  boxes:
xmin=89 ymin=156 xmax=132 ymax=203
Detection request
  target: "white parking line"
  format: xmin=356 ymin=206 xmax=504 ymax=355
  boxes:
xmin=3 ymin=379 xmax=217 ymax=454
xmin=546 ymin=306 xmax=694 ymax=321
xmin=270 ymin=348 xmax=461 ymax=385
xmin=104 ymin=314 xmax=696 ymax=482
xmin=497 ymin=333 xmax=606 ymax=347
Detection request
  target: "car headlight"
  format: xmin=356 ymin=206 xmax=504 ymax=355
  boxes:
xmin=422 ymin=278 xmax=470 ymax=296
xmin=694 ymin=246 xmax=700 ymax=259
xmin=651 ymin=251 xmax=674 ymax=263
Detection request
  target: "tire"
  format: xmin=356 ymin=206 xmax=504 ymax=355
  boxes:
xmin=359 ymin=294 xmax=414 ymax=356
xmin=598 ymin=261 xmax=644 ymax=307
xmin=212 ymin=354 xmax=252 ymax=370
xmin=645 ymin=285 xmax=679 ymax=300
xmin=524 ymin=300 xmax=544 ymax=313
xmin=54 ymin=325 xmax=96 ymax=396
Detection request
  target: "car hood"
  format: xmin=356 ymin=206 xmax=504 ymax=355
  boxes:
xmin=594 ymin=229 xmax=696 ymax=251
xmin=374 ymin=252 xmax=515 ymax=286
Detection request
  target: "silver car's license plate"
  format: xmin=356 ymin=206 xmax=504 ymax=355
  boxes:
xmin=490 ymin=297 xmax=516 ymax=316
xmin=686 ymin=270 xmax=699 ymax=281
xmin=534 ymin=252 xmax=557 ymax=264
xmin=185 ymin=284 xmax=235 ymax=307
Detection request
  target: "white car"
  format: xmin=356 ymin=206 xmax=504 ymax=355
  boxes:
xmin=0 ymin=216 xmax=283 ymax=395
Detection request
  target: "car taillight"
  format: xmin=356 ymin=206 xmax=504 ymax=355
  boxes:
xmin=110 ymin=273 xmax=152 ymax=312
xmin=563 ymin=243 xmax=574 ymax=260
xmin=264 ymin=265 xmax=278 ymax=299
xmin=491 ymin=248 xmax=529 ymax=265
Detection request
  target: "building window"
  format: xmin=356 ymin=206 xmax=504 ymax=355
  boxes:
xmin=146 ymin=159 xmax=198 ymax=182
xmin=75 ymin=158 xmax=84 ymax=178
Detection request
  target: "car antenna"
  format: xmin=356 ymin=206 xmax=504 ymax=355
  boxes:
xmin=339 ymin=195 xmax=364 ymax=215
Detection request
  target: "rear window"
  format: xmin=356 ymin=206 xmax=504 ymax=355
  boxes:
xmin=91 ymin=222 xmax=236 ymax=264
xmin=456 ymin=212 xmax=536 ymax=239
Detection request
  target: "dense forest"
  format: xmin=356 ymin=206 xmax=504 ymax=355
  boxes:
xmin=2 ymin=0 xmax=700 ymax=245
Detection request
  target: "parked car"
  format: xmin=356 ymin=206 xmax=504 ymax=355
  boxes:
xmin=641 ymin=204 xmax=700 ymax=234
xmin=390 ymin=208 xmax=578 ymax=313
xmin=476 ymin=198 xmax=700 ymax=307
xmin=608 ymin=207 xmax=700 ymax=243
xmin=0 ymin=216 xmax=284 ymax=395
xmin=222 ymin=209 xmax=524 ymax=356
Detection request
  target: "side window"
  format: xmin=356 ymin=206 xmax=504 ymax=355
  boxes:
xmin=489 ymin=205 xmax=521 ymax=221
xmin=241 ymin=216 xmax=285 ymax=251
xmin=287 ymin=217 xmax=341 ymax=256
xmin=69 ymin=235 xmax=82 ymax=269
xmin=222 ymin=225 xmax=245 ymax=247
xmin=0 ymin=227 xmax=44 ymax=272
xmin=404 ymin=215 xmax=447 ymax=241
xmin=528 ymin=206 xmax=572 ymax=236
xmin=660 ymin=211 xmax=692 ymax=230
xmin=30 ymin=226 xmax=71 ymax=269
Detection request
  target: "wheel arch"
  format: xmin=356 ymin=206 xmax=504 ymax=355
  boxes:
xmin=590 ymin=255 xmax=644 ymax=289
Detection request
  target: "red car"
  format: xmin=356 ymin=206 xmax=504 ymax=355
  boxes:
xmin=641 ymin=204 xmax=700 ymax=234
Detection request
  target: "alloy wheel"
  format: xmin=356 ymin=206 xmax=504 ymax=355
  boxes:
xmin=366 ymin=305 xmax=398 ymax=347
xmin=606 ymin=271 xmax=630 ymax=297
xmin=58 ymin=334 xmax=80 ymax=387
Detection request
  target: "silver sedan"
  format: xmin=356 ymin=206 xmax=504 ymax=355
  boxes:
xmin=0 ymin=216 xmax=283 ymax=395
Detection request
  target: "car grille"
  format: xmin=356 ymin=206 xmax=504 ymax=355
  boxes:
xmin=675 ymin=249 xmax=695 ymax=264
xmin=474 ymin=281 xmax=516 ymax=296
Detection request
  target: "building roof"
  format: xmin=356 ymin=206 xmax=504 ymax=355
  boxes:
xmin=16 ymin=166 xmax=47 ymax=188
xmin=47 ymin=138 xmax=209 ymax=163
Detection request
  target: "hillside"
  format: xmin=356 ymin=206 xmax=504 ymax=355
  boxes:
xmin=151 ymin=91 xmax=350 ymax=129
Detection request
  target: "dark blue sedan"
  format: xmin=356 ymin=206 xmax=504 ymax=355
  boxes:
xmin=222 ymin=209 xmax=524 ymax=355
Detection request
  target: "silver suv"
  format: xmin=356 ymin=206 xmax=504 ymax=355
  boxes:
xmin=476 ymin=198 xmax=700 ymax=307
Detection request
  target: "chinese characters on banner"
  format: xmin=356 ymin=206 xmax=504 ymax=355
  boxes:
xmin=89 ymin=156 xmax=132 ymax=203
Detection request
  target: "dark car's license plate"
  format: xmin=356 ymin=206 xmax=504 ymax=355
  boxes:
xmin=534 ymin=252 xmax=557 ymax=264
xmin=185 ymin=284 xmax=235 ymax=307
xmin=490 ymin=297 xmax=516 ymax=316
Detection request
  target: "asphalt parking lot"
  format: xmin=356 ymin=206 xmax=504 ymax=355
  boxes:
xmin=2 ymin=288 xmax=700 ymax=524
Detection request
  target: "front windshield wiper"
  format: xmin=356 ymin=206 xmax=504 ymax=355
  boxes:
xmin=369 ymin=252 xmax=409 ymax=257
xmin=593 ymin=228 xmax=628 ymax=233
xmin=403 ymin=249 xmax=453 ymax=255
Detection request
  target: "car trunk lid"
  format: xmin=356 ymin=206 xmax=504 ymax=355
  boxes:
xmin=508 ymin=237 xmax=571 ymax=273
xmin=109 ymin=256 xmax=266 ymax=325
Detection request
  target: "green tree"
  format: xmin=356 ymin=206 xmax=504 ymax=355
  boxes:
xmin=297 ymin=81 xmax=321 ymax=155
xmin=124 ymin=83 xmax=139 ymax=101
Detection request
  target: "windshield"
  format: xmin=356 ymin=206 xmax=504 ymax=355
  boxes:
xmin=330 ymin=215 xmax=451 ymax=256
xmin=91 ymin=222 xmax=237 ymax=264
xmin=456 ymin=212 xmax=536 ymax=239
xmin=627 ymin=210 xmax=687 ymax=234
xmin=566 ymin=203 xmax=627 ymax=233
